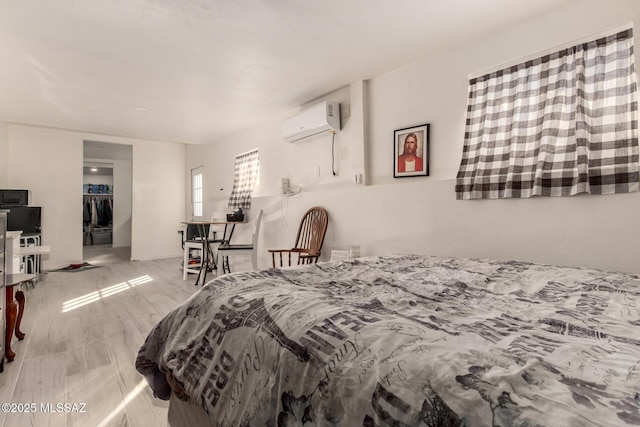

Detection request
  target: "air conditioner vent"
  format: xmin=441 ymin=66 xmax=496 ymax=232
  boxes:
xmin=282 ymin=101 xmax=340 ymax=143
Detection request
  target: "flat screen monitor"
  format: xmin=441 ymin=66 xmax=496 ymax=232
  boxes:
xmin=6 ymin=206 xmax=41 ymax=234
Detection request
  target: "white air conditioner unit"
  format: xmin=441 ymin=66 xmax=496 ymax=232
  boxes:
xmin=282 ymin=101 xmax=340 ymax=143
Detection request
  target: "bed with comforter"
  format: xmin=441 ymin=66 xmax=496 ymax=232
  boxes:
xmin=136 ymin=255 xmax=640 ymax=426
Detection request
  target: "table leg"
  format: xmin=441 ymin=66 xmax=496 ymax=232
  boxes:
xmin=194 ymin=224 xmax=211 ymax=286
xmin=220 ymin=224 xmax=236 ymax=274
xmin=15 ymin=290 xmax=25 ymax=340
xmin=5 ymin=287 xmax=16 ymax=363
xmin=201 ymin=235 xmax=209 ymax=285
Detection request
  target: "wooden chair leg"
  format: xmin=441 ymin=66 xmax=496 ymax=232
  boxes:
xmin=5 ymin=290 xmax=16 ymax=363
xmin=15 ymin=290 xmax=26 ymax=340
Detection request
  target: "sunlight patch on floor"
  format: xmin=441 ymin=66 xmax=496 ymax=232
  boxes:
xmin=62 ymin=275 xmax=153 ymax=313
xmin=96 ymin=378 xmax=148 ymax=427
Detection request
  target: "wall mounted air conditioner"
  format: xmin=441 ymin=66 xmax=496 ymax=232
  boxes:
xmin=282 ymin=100 xmax=340 ymax=143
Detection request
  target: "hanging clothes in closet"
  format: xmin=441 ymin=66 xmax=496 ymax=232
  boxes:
xmin=83 ymin=195 xmax=113 ymax=227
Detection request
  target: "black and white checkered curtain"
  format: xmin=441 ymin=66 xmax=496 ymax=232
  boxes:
xmin=228 ymin=148 xmax=259 ymax=210
xmin=456 ymin=28 xmax=639 ymax=199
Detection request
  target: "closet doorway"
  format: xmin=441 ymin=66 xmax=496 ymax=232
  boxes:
xmin=83 ymin=141 xmax=132 ymax=265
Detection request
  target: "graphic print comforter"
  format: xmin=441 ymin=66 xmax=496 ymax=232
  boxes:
xmin=136 ymin=255 xmax=640 ymax=426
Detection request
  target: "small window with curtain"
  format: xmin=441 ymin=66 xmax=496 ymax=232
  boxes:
xmin=456 ymin=28 xmax=639 ymax=199
xmin=191 ymin=166 xmax=204 ymax=218
xmin=228 ymin=148 xmax=259 ymax=210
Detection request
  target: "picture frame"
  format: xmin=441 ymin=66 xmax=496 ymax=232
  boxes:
xmin=394 ymin=123 xmax=429 ymax=178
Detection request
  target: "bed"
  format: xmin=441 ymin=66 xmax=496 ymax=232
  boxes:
xmin=135 ymin=254 xmax=640 ymax=426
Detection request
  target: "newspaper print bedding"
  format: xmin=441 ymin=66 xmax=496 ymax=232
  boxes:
xmin=136 ymin=255 xmax=640 ymax=426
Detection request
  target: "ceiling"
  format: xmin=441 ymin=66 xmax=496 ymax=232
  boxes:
xmin=1 ymin=0 xmax=573 ymax=145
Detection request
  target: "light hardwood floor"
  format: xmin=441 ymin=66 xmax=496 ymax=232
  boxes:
xmin=83 ymin=244 xmax=132 ymax=267
xmin=0 ymin=256 xmax=200 ymax=427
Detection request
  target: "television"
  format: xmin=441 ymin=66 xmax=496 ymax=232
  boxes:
xmin=6 ymin=206 xmax=41 ymax=234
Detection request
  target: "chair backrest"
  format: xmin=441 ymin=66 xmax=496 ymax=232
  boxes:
xmin=186 ymin=223 xmax=208 ymax=240
xmin=218 ymin=210 xmax=263 ymax=273
xmin=293 ymin=207 xmax=328 ymax=256
xmin=250 ymin=210 xmax=263 ymax=269
xmin=209 ymin=211 xmax=227 ymax=240
xmin=251 ymin=210 xmax=264 ymax=247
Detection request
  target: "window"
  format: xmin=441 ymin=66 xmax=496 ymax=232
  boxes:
xmin=456 ymin=28 xmax=639 ymax=199
xmin=228 ymin=148 xmax=259 ymax=210
xmin=191 ymin=166 xmax=203 ymax=218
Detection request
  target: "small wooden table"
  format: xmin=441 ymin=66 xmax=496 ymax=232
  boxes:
xmin=5 ymin=273 xmax=35 ymax=362
xmin=182 ymin=220 xmax=241 ymax=285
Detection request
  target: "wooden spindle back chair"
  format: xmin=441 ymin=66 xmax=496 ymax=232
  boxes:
xmin=269 ymin=207 xmax=329 ymax=267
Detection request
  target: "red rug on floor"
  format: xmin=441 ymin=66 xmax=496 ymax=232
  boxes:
xmin=55 ymin=262 xmax=102 ymax=272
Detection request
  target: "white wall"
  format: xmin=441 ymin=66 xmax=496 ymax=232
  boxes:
xmin=368 ymin=0 xmax=640 ymax=183
xmin=4 ymin=123 xmax=186 ymax=269
xmin=131 ymin=139 xmax=186 ymax=261
xmin=113 ymin=159 xmax=132 ymax=248
xmin=190 ymin=0 xmax=640 ymax=275
xmin=0 ymin=122 xmax=8 ymax=187
xmin=234 ymin=179 xmax=639 ymax=274
xmin=7 ymin=125 xmax=82 ymax=269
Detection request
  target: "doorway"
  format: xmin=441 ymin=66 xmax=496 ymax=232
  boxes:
xmin=83 ymin=141 xmax=132 ymax=265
